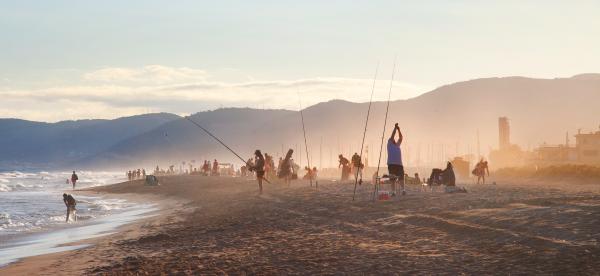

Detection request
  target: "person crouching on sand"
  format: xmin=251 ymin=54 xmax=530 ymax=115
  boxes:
xmin=249 ymin=150 xmax=266 ymax=194
xmin=63 ymin=193 xmax=77 ymax=222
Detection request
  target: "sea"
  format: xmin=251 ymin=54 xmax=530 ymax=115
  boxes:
xmin=0 ymin=171 xmax=156 ymax=266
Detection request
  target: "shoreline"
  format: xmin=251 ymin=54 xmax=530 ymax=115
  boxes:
xmin=2 ymin=175 xmax=599 ymax=274
xmin=0 ymin=185 xmax=183 ymax=275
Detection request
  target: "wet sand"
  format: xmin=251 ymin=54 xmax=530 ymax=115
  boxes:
xmin=2 ymin=175 xmax=600 ymax=275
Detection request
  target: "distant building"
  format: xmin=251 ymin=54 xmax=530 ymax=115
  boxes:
xmin=499 ymin=117 xmax=510 ymax=150
xmin=533 ymin=143 xmax=577 ymax=165
xmin=489 ymin=116 xmax=529 ymax=168
xmin=575 ymin=129 xmax=600 ymax=164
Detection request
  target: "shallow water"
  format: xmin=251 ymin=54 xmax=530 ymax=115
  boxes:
xmin=0 ymin=205 xmax=157 ymax=266
xmin=0 ymin=171 xmax=126 ymax=235
xmin=0 ymin=170 xmax=152 ymax=266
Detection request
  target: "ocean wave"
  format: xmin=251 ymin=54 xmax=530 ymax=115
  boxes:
xmin=0 ymin=184 xmax=11 ymax=192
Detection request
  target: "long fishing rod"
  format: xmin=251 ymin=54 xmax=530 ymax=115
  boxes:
xmin=373 ymin=58 xmax=397 ymax=200
xmin=352 ymin=63 xmax=379 ymax=201
xmin=183 ymin=116 xmax=271 ymax=184
xmin=298 ymin=94 xmax=314 ymax=188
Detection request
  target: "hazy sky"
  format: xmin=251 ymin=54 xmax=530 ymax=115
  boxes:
xmin=1 ymin=1 xmax=599 ymax=122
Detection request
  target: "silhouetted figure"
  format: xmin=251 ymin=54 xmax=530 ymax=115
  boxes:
xmin=71 ymin=171 xmax=78 ymax=190
xmin=427 ymin=162 xmax=455 ymax=187
xmin=212 ymin=159 xmax=219 ymax=176
xmin=472 ymin=159 xmax=490 ymax=184
xmin=63 ymin=193 xmax=77 ymax=222
xmin=278 ymin=149 xmax=294 ymax=186
xmin=387 ymin=123 xmax=404 ymax=195
xmin=249 ymin=150 xmax=266 ymax=194
xmin=351 ymin=152 xmax=364 ymax=183
xmin=443 ymin=162 xmax=456 ymax=186
xmin=338 ymin=154 xmax=351 ymax=181
xmin=202 ymin=161 xmax=210 ymax=176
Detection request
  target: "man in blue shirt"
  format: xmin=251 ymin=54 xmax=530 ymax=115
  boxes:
xmin=387 ymin=123 xmax=405 ymax=195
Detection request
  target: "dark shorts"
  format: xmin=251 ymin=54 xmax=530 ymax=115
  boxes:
xmin=256 ymin=171 xmax=265 ymax=178
xmin=388 ymin=164 xmax=404 ymax=179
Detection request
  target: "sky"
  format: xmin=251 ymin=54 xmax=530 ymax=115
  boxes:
xmin=1 ymin=0 xmax=599 ymax=122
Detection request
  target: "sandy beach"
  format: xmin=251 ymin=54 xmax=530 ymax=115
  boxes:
xmin=2 ymin=175 xmax=599 ymax=275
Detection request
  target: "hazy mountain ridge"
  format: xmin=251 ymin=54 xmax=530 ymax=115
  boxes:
xmin=0 ymin=113 xmax=180 ymax=170
xmin=1 ymin=75 xmax=599 ymax=170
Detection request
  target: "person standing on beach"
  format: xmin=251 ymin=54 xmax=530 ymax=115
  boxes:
xmin=387 ymin=123 xmax=405 ymax=196
xmin=70 ymin=171 xmax=79 ymax=190
xmin=473 ymin=159 xmax=490 ymax=184
xmin=212 ymin=159 xmax=219 ymax=176
xmin=63 ymin=193 xmax=77 ymax=222
xmin=351 ymin=152 xmax=363 ymax=183
xmin=278 ymin=149 xmax=294 ymax=186
xmin=249 ymin=150 xmax=266 ymax=194
xmin=338 ymin=154 xmax=351 ymax=182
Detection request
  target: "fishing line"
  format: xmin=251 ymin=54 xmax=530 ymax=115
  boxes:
xmin=183 ymin=116 xmax=271 ymax=184
xmin=373 ymin=58 xmax=397 ymax=200
xmin=297 ymin=93 xmax=314 ymax=188
xmin=352 ymin=62 xmax=379 ymax=201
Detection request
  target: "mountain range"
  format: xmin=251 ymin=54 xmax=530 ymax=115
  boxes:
xmin=1 ymin=74 xmax=599 ymax=171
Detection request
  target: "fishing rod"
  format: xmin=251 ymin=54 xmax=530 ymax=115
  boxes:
xmin=298 ymin=94 xmax=314 ymax=188
xmin=373 ymin=58 xmax=396 ymax=200
xmin=183 ymin=116 xmax=271 ymax=184
xmin=352 ymin=62 xmax=379 ymax=201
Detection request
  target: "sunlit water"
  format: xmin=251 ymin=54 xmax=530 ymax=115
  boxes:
xmin=0 ymin=171 xmax=155 ymax=266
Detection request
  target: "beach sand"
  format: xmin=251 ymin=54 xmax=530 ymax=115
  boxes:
xmin=2 ymin=175 xmax=599 ymax=275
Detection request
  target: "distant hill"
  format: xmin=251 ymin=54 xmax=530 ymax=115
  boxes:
xmin=2 ymin=74 xmax=599 ymax=171
xmin=0 ymin=113 xmax=180 ymax=170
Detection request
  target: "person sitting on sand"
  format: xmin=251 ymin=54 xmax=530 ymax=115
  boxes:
xmin=387 ymin=123 xmax=404 ymax=195
xmin=278 ymin=149 xmax=294 ymax=185
xmin=248 ymin=150 xmax=266 ymax=194
xmin=442 ymin=162 xmax=456 ymax=186
xmin=472 ymin=159 xmax=490 ymax=184
xmin=71 ymin=171 xmax=78 ymax=190
xmin=338 ymin=154 xmax=351 ymax=182
xmin=63 ymin=193 xmax=77 ymax=222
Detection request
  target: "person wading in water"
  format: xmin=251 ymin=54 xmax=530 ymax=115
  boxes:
xmin=63 ymin=193 xmax=77 ymax=222
xmin=387 ymin=123 xmax=405 ymax=196
xmin=70 ymin=171 xmax=78 ymax=190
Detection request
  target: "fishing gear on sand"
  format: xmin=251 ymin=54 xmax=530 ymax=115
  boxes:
xmin=372 ymin=58 xmax=396 ymax=201
xmin=298 ymin=95 xmax=314 ymax=188
xmin=352 ymin=63 xmax=379 ymax=201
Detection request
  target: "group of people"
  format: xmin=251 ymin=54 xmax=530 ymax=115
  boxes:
xmin=338 ymin=152 xmax=365 ymax=182
xmin=126 ymin=169 xmax=146 ymax=181
xmin=244 ymin=148 xmax=323 ymax=193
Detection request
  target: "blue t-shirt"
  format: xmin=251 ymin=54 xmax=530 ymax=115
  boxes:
xmin=387 ymin=139 xmax=402 ymax=165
